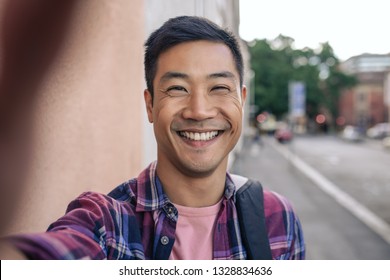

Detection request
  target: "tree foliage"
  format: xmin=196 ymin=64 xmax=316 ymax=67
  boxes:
xmin=248 ymin=35 xmax=356 ymax=127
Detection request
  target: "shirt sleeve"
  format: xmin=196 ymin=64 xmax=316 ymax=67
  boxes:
xmin=263 ymin=190 xmax=306 ymax=260
xmin=8 ymin=191 xmax=134 ymax=259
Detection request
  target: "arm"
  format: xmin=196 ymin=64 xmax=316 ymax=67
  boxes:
xmin=5 ymin=192 xmax=132 ymax=259
xmin=0 ymin=241 xmax=27 ymax=260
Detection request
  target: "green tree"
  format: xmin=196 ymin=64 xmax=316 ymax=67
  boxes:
xmin=250 ymin=36 xmax=294 ymax=118
xmin=248 ymin=36 xmax=356 ymax=128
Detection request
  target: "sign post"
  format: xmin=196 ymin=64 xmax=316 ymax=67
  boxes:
xmin=289 ymin=81 xmax=306 ymax=133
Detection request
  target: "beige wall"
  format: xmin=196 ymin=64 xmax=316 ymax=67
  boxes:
xmin=1 ymin=0 xmax=145 ymax=235
xmin=1 ymin=0 xmax=244 ymax=236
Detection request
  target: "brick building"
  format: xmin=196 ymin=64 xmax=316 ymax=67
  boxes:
xmin=339 ymin=54 xmax=390 ymax=130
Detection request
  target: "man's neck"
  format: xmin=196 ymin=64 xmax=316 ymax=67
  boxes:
xmin=156 ymin=160 xmax=228 ymax=207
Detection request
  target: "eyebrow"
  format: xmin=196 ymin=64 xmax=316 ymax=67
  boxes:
xmin=207 ymin=71 xmax=236 ymax=80
xmin=160 ymin=71 xmax=189 ymax=82
xmin=159 ymin=71 xmax=237 ymax=83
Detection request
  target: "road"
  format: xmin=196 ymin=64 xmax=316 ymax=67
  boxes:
xmin=230 ymin=134 xmax=390 ymax=259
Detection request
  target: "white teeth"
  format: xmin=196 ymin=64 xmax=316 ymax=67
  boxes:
xmin=180 ymin=131 xmax=219 ymax=141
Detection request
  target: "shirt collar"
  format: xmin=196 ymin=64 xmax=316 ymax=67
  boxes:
xmin=224 ymin=173 xmax=236 ymax=200
xmin=135 ymin=161 xmax=236 ymax=212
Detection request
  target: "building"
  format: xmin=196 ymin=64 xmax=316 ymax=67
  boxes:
xmin=339 ymin=53 xmax=390 ymax=129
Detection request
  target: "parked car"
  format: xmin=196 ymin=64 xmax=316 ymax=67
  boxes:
xmin=256 ymin=113 xmax=277 ymax=135
xmin=367 ymin=123 xmax=390 ymax=139
xmin=274 ymin=127 xmax=293 ymax=143
xmin=340 ymin=125 xmax=364 ymax=142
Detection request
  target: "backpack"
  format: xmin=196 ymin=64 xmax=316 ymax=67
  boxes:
xmin=232 ymin=175 xmax=272 ymax=260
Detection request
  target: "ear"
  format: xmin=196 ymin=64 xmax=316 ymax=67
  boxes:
xmin=144 ymin=89 xmax=153 ymax=123
xmin=241 ymin=85 xmax=247 ymax=106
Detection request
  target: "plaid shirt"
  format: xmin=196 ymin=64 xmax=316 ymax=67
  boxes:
xmin=9 ymin=161 xmax=305 ymax=259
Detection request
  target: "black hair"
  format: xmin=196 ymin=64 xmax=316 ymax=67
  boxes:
xmin=144 ymin=16 xmax=244 ymax=97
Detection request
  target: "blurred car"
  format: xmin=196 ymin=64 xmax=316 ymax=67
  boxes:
xmin=256 ymin=112 xmax=277 ymax=135
xmin=383 ymin=137 xmax=390 ymax=149
xmin=340 ymin=125 xmax=364 ymax=142
xmin=274 ymin=127 xmax=293 ymax=143
xmin=367 ymin=123 xmax=390 ymax=139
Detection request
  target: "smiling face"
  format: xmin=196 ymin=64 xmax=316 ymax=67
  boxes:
xmin=144 ymin=40 xmax=246 ymax=177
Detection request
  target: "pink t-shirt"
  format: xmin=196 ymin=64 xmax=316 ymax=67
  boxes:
xmin=169 ymin=200 xmax=222 ymax=260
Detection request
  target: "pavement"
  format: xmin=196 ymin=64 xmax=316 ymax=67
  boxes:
xmin=230 ymin=134 xmax=390 ymax=259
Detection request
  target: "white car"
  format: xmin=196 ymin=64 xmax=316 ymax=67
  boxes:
xmin=367 ymin=123 xmax=390 ymax=139
xmin=340 ymin=125 xmax=364 ymax=142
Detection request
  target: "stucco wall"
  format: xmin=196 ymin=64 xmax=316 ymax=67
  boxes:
xmin=1 ymin=0 xmax=244 ymax=235
xmin=1 ymin=0 xmax=145 ymax=235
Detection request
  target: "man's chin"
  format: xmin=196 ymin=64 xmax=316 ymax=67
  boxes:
xmin=178 ymin=159 xmax=226 ymax=178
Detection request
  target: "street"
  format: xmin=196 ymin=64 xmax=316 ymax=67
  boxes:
xmin=231 ymin=134 xmax=390 ymax=259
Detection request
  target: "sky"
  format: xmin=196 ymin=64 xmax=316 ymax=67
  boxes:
xmin=239 ymin=0 xmax=390 ymax=61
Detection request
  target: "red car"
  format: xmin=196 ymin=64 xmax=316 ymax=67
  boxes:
xmin=274 ymin=128 xmax=293 ymax=143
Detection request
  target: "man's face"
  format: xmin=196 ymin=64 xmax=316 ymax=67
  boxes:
xmin=144 ymin=40 xmax=246 ymax=177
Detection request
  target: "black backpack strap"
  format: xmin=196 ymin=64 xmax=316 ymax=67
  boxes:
xmin=235 ymin=179 xmax=272 ymax=260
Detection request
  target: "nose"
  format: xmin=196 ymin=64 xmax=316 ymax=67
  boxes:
xmin=181 ymin=91 xmax=218 ymax=121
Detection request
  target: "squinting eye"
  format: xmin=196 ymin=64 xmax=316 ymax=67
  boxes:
xmin=163 ymin=86 xmax=189 ymax=97
xmin=210 ymin=86 xmax=230 ymax=95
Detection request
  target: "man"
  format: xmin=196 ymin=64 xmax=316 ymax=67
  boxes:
xmin=1 ymin=16 xmax=305 ymax=260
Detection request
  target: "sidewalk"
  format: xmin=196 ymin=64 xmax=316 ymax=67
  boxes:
xmin=230 ymin=135 xmax=390 ymax=259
